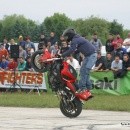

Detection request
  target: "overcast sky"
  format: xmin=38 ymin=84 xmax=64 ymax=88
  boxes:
xmin=0 ymin=0 xmax=130 ymax=29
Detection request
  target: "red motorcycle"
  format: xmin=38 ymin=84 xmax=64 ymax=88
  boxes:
xmin=31 ymin=50 xmax=92 ymax=118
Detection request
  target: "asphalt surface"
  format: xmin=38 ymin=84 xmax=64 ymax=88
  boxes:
xmin=0 ymin=107 xmax=130 ymax=130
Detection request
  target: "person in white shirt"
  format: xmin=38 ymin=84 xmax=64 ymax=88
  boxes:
xmin=123 ymin=33 xmax=130 ymax=53
xmin=67 ymin=55 xmax=80 ymax=70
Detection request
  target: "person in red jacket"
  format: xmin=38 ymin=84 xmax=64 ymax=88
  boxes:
xmin=0 ymin=43 xmax=9 ymax=61
xmin=112 ymin=34 xmax=123 ymax=49
xmin=6 ymin=58 xmax=17 ymax=70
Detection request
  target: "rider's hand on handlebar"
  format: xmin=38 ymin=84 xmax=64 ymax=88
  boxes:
xmin=57 ymin=54 xmax=62 ymax=58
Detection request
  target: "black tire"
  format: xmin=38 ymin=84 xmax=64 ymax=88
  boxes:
xmin=60 ymin=98 xmax=82 ymax=118
xmin=31 ymin=50 xmax=48 ymax=73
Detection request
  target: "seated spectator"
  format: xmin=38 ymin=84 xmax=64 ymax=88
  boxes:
xmin=16 ymin=57 xmax=26 ymax=71
xmin=60 ymin=40 xmax=69 ymax=54
xmin=19 ymin=45 xmax=27 ymax=59
xmin=93 ymin=52 xmax=106 ymax=71
xmin=105 ymin=34 xmax=114 ymax=53
xmin=50 ymin=43 xmax=60 ymax=57
xmin=123 ymin=32 xmax=130 ymax=56
xmin=112 ymin=34 xmax=123 ymax=50
xmin=122 ymin=54 xmax=130 ymax=71
xmin=38 ymin=41 xmax=46 ymax=50
xmin=105 ymin=53 xmax=113 ymax=70
xmin=6 ymin=58 xmax=17 ymax=70
xmin=25 ymin=36 xmax=35 ymax=52
xmin=111 ymin=55 xmax=123 ymax=79
xmin=90 ymin=33 xmax=102 ymax=52
xmin=0 ymin=55 xmax=9 ymax=71
xmin=0 ymin=43 xmax=9 ymax=61
xmin=26 ymin=47 xmax=33 ymax=57
xmin=25 ymin=56 xmax=33 ymax=71
xmin=18 ymin=35 xmax=26 ymax=50
xmin=114 ymin=42 xmax=127 ymax=59
xmin=67 ymin=55 xmax=80 ymax=70
xmin=47 ymin=41 xmax=52 ymax=52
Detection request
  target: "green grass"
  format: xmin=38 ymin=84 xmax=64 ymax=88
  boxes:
xmin=0 ymin=91 xmax=130 ymax=111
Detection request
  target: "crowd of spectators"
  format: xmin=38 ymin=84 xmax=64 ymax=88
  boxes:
xmin=0 ymin=32 xmax=130 ymax=80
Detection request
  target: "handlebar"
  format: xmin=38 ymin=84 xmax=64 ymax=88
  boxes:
xmin=42 ymin=58 xmax=61 ymax=62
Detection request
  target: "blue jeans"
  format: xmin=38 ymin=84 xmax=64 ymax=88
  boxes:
xmin=78 ymin=53 xmax=97 ymax=90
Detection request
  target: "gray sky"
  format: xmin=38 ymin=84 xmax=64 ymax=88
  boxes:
xmin=0 ymin=0 xmax=130 ymax=29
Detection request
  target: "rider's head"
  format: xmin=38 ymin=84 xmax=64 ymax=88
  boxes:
xmin=62 ymin=28 xmax=76 ymax=42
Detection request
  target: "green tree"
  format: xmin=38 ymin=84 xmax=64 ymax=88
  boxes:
xmin=72 ymin=16 xmax=110 ymax=43
xmin=109 ymin=20 xmax=123 ymax=37
xmin=43 ymin=13 xmax=72 ymax=41
xmin=31 ymin=25 xmax=41 ymax=42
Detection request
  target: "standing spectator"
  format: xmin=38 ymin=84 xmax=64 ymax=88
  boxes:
xmin=38 ymin=33 xmax=47 ymax=50
xmin=0 ymin=55 xmax=9 ymax=71
xmin=50 ymin=43 xmax=60 ymax=56
xmin=114 ymin=42 xmax=127 ymax=59
xmin=18 ymin=35 xmax=26 ymax=50
xmin=49 ymin=32 xmax=57 ymax=46
xmin=0 ymin=43 xmax=9 ymax=62
xmin=6 ymin=58 xmax=17 ymax=70
xmin=111 ymin=55 xmax=122 ymax=79
xmin=40 ymin=33 xmax=47 ymax=44
xmin=19 ymin=45 xmax=27 ymax=60
xmin=60 ymin=40 xmax=70 ymax=54
xmin=105 ymin=53 xmax=113 ymax=70
xmin=67 ymin=55 xmax=80 ymax=70
xmin=17 ymin=57 xmax=26 ymax=71
xmin=105 ymin=34 xmax=114 ymax=53
xmin=25 ymin=36 xmax=35 ymax=52
xmin=112 ymin=34 xmax=123 ymax=50
xmin=90 ymin=33 xmax=102 ymax=51
xmin=123 ymin=32 xmax=130 ymax=56
xmin=3 ymin=38 xmax=10 ymax=52
xmin=93 ymin=52 xmax=106 ymax=71
xmin=8 ymin=39 xmax=17 ymax=52
xmin=25 ymin=56 xmax=33 ymax=71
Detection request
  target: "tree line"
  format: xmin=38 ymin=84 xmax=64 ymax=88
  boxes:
xmin=0 ymin=13 xmax=129 ymax=44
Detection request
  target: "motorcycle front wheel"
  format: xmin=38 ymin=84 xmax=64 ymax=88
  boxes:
xmin=60 ymin=98 xmax=82 ymax=118
xmin=31 ymin=50 xmax=48 ymax=73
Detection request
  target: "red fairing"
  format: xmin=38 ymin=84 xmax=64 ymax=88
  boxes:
xmin=61 ymin=61 xmax=76 ymax=83
xmin=40 ymin=49 xmax=51 ymax=62
xmin=66 ymin=81 xmax=76 ymax=92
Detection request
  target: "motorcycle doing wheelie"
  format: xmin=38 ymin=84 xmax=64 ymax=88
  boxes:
xmin=31 ymin=49 xmax=92 ymax=118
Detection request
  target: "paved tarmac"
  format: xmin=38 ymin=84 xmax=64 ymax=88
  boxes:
xmin=0 ymin=107 xmax=130 ymax=130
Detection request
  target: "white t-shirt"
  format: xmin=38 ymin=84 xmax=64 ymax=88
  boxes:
xmin=67 ymin=58 xmax=80 ymax=70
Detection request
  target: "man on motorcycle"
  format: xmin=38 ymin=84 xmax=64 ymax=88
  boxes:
xmin=61 ymin=28 xmax=97 ymax=93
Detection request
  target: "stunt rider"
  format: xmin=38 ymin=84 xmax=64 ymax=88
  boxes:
xmin=61 ymin=28 xmax=97 ymax=93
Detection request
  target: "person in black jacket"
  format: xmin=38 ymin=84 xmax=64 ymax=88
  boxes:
xmin=25 ymin=56 xmax=33 ymax=71
xmin=105 ymin=34 xmax=114 ymax=53
xmin=38 ymin=33 xmax=47 ymax=50
xmin=60 ymin=40 xmax=70 ymax=54
xmin=49 ymin=32 xmax=57 ymax=46
xmin=61 ymin=28 xmax=97 ymax=93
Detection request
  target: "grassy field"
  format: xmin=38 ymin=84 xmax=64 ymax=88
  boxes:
xmin=0 ymin=91 xmax=130 ymax=111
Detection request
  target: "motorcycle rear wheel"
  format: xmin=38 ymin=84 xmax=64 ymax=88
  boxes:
xmin=60 ymin=98 xmax=82 ymax=118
